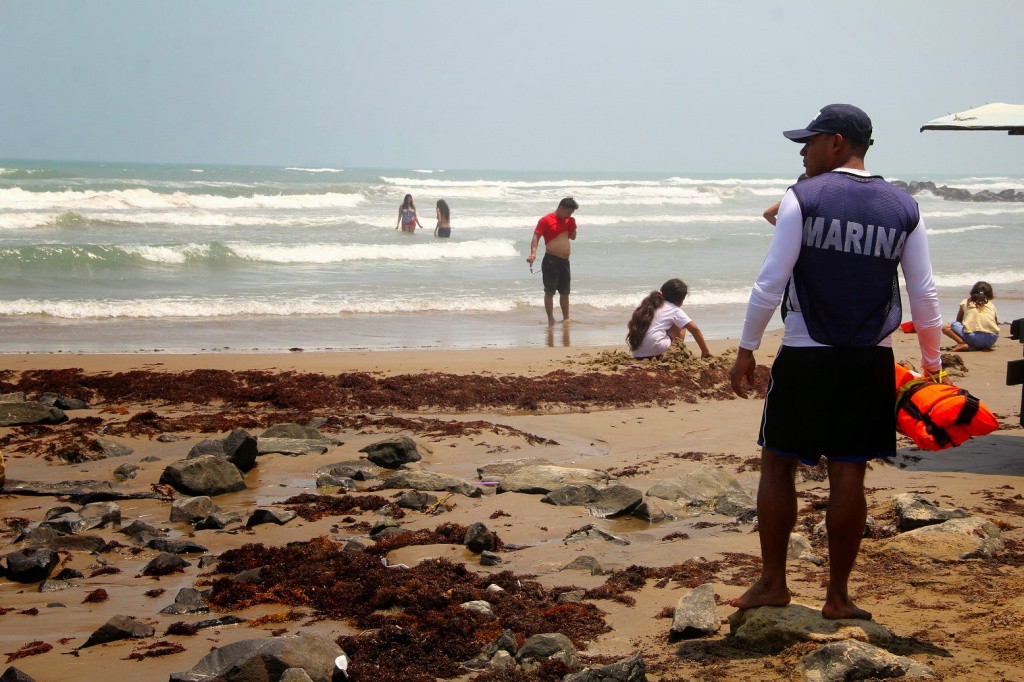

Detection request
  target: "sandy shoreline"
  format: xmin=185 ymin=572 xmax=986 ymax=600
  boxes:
xmin=1 ymin=332 xmax=1023 ymax=681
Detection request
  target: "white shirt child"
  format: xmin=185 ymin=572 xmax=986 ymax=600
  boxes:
xmin=633 ymin=301 xmax=691 ymax=358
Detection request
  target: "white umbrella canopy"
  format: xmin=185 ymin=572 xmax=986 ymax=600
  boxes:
xmin=921 ymin=103 xmax=1024 ymax=134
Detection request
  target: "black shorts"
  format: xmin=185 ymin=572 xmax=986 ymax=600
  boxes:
xmin=758 ymin=345 xmax=896 ymax=465
xmin=541 ymin=253 xmax=570 ymax=295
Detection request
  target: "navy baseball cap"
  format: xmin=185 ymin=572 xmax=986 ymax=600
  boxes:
xmin=783 ymin=104 xmax=873 ymax=146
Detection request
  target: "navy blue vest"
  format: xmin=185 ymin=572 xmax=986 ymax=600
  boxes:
xmin=788 ymin=171 xmax=920 ymax=347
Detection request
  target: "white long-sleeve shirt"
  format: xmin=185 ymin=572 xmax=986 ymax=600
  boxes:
xmin=739 ymin=169 xmax=943 ymax=372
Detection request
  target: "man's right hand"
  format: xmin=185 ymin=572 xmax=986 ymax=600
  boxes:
xmin=526 ymin=254 xmax=536 ymax=265
xmin=730 ymin=347 xmax=757 ymax=398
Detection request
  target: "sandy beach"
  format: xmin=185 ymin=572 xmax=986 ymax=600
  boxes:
xmin=2 ymin=331 xmax=1023 ymax=681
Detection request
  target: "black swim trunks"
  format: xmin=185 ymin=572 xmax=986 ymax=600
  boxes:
xmin=436 ymin=227 xmax=451 ymax=238
xmin=541 ymin=253 xmax=570 ymax=295
xmin=758 ymin=345 xmax=896 ymax=465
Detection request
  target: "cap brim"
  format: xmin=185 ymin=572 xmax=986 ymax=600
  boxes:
xmin=783 ymin=128 xmax=817 ymax=142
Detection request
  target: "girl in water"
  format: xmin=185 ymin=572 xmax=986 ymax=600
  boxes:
xmin=627 ymin=278 xmax=712 ymax=359
xmin=396 ymin=194 xmax=423 ymax=233
xmin=942 ymin=281 xmax=1000 ymax=351
xmin=434 ymin=199 xmax=451 ymax=238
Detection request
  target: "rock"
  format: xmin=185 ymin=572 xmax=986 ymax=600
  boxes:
xmin=488 ymin=650 xmax=516 ymax=671
xmin=157 ymin=434 xmax=180 ymax=443
xmin=94 ymin=438 xmax=133 ymax=458
xmin=631 ymin=498 xmax=679 ymax=523
xmin=141 ymin=455 xmax=161 ymax=462
xmin=343 ymin=540 xmax=366 ymax=553
xmin=464 ymin=631 xmax=518 ymax=670
xmin=39 ymin=579 xmax=74 ymax=593
xmin=562 ymin=555 xmax=603 ymax=575
xmin=247 ymin=509 xmax=298 ymax=527
xmin=477 ymin=458 xmax=553 ymax=480
xmin=359 ymin=435 xmax=423 ymax=469
xmin=160 ymin=587 xmax=210 ymax=615
xmin=0 ymin=479 xmax=161 ymax=502
xmin=19 ymin=525 xmax=65 ymax=547
xmin=669 ymin=584 xmax=720 ymax=640
xmin=797 ymin=639 xmax=936 ymax=681
xmin=564 ymin=524 xmax=630 ymax=546
xmin=198 ymin=555 xmax=220 ymax=569
xmin=497 ymin=464 xmax=609 ymax=494
xmin=42 ymin=512 xmax=87 ymax=535
xmin=44 ymin=505 xmax=76 ymax=520
xmin=0 ymin=401 xmax=67 ymax=426
xmin=0 ymin=667 xmax=36 ymax=682
xmin=461 ymin=600 xmax=495 ymax=618
xmin=480 ymin=551 xmax=502 ymax=566
xmin=195 ymin=511 xmax=243 ymax=530
xmin=515 ymin=633 xmax=578 ymax=668
xmin=171 ymin=496 xmax=221 ymax=524
xmin=541 ymin=484 xmax=599 ymax=506
xmin=728 ymin=604 xmax=895 ymax=653
xmin=464 ymin=522 xmax=497 ymax=553
xmin=46 ymin=534 xmax=105 ymax=552
xmin=369 ymin=517 xmax=400 ymax=540
xmin=557 ymin=590 xmax=585 ymax=604
xmin=646 ymin=466 xmax=747 ymax=505
xmin=0 ymin=391 xmax=25 ymax=403
xmin=188 ymin=428 xmax=258 ymax=472
xmin=113 ymin=463 xmax=140 ymax=482
xmin=714 ymin=490 xmax=757 ymax=520
xmin=880 ymin=517 xmax=1004 ymax=562
xmin=79 ymin=501 xmax=121 ymax=530
xmin=148 ymin=538 xmax=209 ymax=554
xmin=118 ymin=520 xmax=165 ymax=543
xmin=160 ymin=456 xmax=246 ymax=497
xmin=54 ymin=568 xmax=84 ymax=580
xmin=81 ymin=615 xmax=155 ymax=648
xmin=788 ymin=533 xmax=821 ymax=564
xmin=395 ymin=490 xmax=438 ymax=511
xmin=4 ymin=548 xmax=59 ymax=583
xmin=142 ymin=552 xmax=191 ymax=576
xmin=563 ymin=652 xmax=646 ymax=682
xmin=315 ymin=473 xmax=356 ymax=490
xmin=262 ymin=423 xmax=325 ymax=440
xmin=382 ymin=469 xmax=480 ymax=497
xmin=257 ymin=438 xmax=330 ymax=457
xmin=39 ymin=392 xmax=88 ymax=410
xmin=315 ymin=461 xmax=382 ymax=482
xmin=893 ymin=493 xmax=969 ymax=532
xmin=169 ymin=632 xmax=344 ymax=682
xmin=191 ymin=615 xmax=245 ymax=631
xmin=587 ymin=484 xmax=643 ymax=518
xmin=279 ymin=669 xmax=314 ymax=682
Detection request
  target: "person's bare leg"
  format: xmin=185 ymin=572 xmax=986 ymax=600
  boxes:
xmin=559 ymin=294 xmax=570 ymax=322
xmin=822 ymin=460 xmax=872 ymax=620
xmin=730 ymin=448 xmax=798 ymax=609
xmin=544 ymin=293 xmax=556 ymax=326
xmin=941 ymin=323 xmax=965 ymax=345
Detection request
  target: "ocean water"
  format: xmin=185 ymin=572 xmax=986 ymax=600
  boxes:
xmin=0 ymin=160 xmax=1021 ymax=353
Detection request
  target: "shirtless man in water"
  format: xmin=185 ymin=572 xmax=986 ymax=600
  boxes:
xmin=526 ymin=197 xmax=579 ymax=326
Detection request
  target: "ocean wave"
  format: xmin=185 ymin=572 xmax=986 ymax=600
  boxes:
xmin=925 ymin=206 xmax=1024 ymax=219
xmin=411 ymin=169 xmax=444 ymax=174
xmin=0 ymin=210 xmax=348 ymax=230
xmin=933 ymin=269 xmax=1024 ymax=288
xmin=226 ymin=238 xmax=517 ymax=263
xmin=928 ymin=224 xmax=1003 ymax=235
xmin=0 ymin=187 xmax=365 ymax=211
xmin=285 ymin=167 xmax=345 ymax=173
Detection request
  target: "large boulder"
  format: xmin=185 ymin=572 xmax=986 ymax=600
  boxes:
xmin=892 ymin=493 xmax=969 ymax=532
xmin=516 ymin=633 xmax=578 ymax=668
xmin=728 ymin=604 xmax=895 ymax=653
xmin=382 ymin=469 xmax=480 ymax=497
xmin=587 ymin=484 xmax=643 ymax=518
xmin=563 ymin=653 xmax=646 ymax=682
xmin=359 ymin=435 xmax=422 ymax=469
xmin=169 ymin=632 xmax=344 ymax=682
xmin=646 ymin=466 xmax=746 ymax=506
xmin=797 ymin=640 xmax=936 ymax=681
xmin=879 ymin=517 xmax=1003 ymax=562
xmin=0 ymin=402 xmax=67 ymax=427
xmin=187 ymin=429 xmax=258 ymax=472
xmin=496 ymin=464 xmax=610 ymax=494
xmin=669 ymin=584 xmax=720 ymax=640
xmin=160 ymin=456 xmax=246 ymax=497
xmin=4 ymin=548 xmax=59 ymax=583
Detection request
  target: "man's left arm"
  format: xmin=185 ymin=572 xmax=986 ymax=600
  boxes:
xmin=569 ymin=218 xmax=577 ymax=240
xmin=901 ymin=217 xmax=943 ymax=374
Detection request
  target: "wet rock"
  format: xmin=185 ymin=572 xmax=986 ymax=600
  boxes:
xmin=395 ymin=490 xmax=438 ymax=511
xmin=198 ymin=555 xmax=220 ymax=569
xmin=359 ymin=435 xmax=422 ymax=469
xmin=4 ymin=548 xmax=59 ymax=583
xmin=169 ymin=632 xmax=344 ymax=682
xmin=195 ymin=511 xmax=243 ymax=530
xmin=188 ymin=428 xmax=258 ymax=472
xmin=258 ymin=438 xmax=330 ymax=457
xmin=461 ymin=600 xmax=495 ymax=618
xmin=19 ymin=525 xmax=65 ymax=547
xmin=315 ymin=461 xmax=381 ymax=482
xmin=157 ymin=434 xmax=180 ymax=443
xmin=515 ymin=633 xmax=578 ymax=668
xmin=0 ymin=667 xmax=36 ymax=682
xmin=727 ymin=604 xmax=895 ymax=653
xmin=39 ymin=392 xmax=88 ymax=410
xmin=557 ymin=590 xmax=585 ymax=604
xmin=81 ymin=614 xmax=155 ymax=648
xmin=563 ymin=652 xmax=646 ymax=682
xmin=382 ymin=469 xmax=480 ymax=497
xmin=148 ymin=538 xmax=209 ymax=555
xmin=880 ymin=517 xmax=1003 ymax=562
xmin=714 ymin=490 xmax=757 ymax=520
xmin=369 ymin=517 xmax=401 ymax=540
xmin=54 ymin=568 xmax=84 ymax=580
xmin=315 ymin=473 xmax=356 ymax=490
xmin=587 ymin=484 xmax=643 ymax=518
xmin=1 ymin=479 xmax=161 ymax=503
xmin=113 ymin=463 xmax=140 ymax=482
xmin=79 ymin=501 xmax=121 ymax=530
xmin=0 ymin=391 xmax=25 ymax=403
xmin=893 ymin=493 xmax=969 ymax=532
xmin=631 ymin=498 xmax=679 ymax=523
xmin=669 ymin=584 xmax=720 ymax=640
xmin=44 ymin=505 xmax=76 ymax=520
xmin=118 ymin=519 xmax=166 ymax=544
xmin=160 ymin=587 xmax=210 ymax=615
xmin=261 ymin=423 xmax=325 ymax=440
xmin=480 ymin=551 xmax=502 ymax=566
xmin=42 ymin=512 xmax=87 ymax=535
xmin=94 ymin=438 xmax=133 ymax=458
xmin=477 ymin=458 xmax=553 ymax=480
xmin=0 ymin=402 xmax=67 ymax=427
xmin=564 ymin=524 xmax=630 ymax=546
xmin=247 ymin=508 xmax=297 ymax=527
xmin=541 ymin=484 xmax=599 ymax=506
xmin=46 ymin=534 xmax=105 ymax=553
xmin=171 ymin=496 xmax=221 ymax=524
xmin=496 ymin=464 xmax=609 ymax=494
xmin=464 ymin=522 xmax=496 ymax=553
xmin=39 ymin=579 xmax=74 ymax=593
xmin=562 ymin=555 xmax=603 ymax=575
xmin=279 ymin=669 xmax=314 ymax=682
xmin=797 ymin=639 xmax=936 ymax=681
xmin=646 ymin=466 xmax=746 ymax=506
xmin=191 ymin=615 xmax=245 ymax=630
xmin=142 ymin=552 xmax=191 ymax=576
xmin=160 ymin=455 xmax=246 ymax=497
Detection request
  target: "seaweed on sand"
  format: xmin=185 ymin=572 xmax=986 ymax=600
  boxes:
xmin=281 ymin=493 xmax=395 ymax=521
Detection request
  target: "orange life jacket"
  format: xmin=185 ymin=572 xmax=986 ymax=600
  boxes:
xmin=894 ymin=363 xmax=999 ymax=451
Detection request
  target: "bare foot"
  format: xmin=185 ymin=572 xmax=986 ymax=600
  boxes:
xmin=729 ymin=580 xmax=791 ymax=610
xmin=951 ymin=343 xmax=969 ymax=352
xmin=822 ymin=598 xmax=872 ymax=620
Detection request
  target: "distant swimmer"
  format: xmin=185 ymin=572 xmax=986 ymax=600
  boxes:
xmin=434 ymin=199 xmax=451 ymax=238
xmin=942 ymin=281 xmax=999 ymax=352
xmin=526 ymin=197 xmax=579 ymax=326
xmin=396 ymin=194 xmax=424 ymax=233
xmin=626 ymin=278 xmax=712 ymax=359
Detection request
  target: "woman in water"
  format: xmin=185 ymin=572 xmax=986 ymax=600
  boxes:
xmin=627 ymin=278 xmax=712 ymax=359
xmin=396 ymin=194 xmax=423 ymax=233
xmin=434 ymin=199 xmax=451 ymax=238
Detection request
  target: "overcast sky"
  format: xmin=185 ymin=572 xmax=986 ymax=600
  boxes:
xmin=2 ymin=1 xmax=1022 ymax=175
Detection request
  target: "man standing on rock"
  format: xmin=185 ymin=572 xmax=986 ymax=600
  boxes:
xmin=729 ymin=104 xmax=944 ymax=619
xmin=527 ymin=197 xmax=579 ymax=326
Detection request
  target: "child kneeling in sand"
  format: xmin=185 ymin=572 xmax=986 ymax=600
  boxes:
xmin=942 ymin=281 xmax=1000 ymax=352
xmin=627 ymin=278 xmax=712 ymax=359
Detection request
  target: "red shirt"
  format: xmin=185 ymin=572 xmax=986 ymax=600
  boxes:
xmin=534 ymin=213 xmax=577 ymax=243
